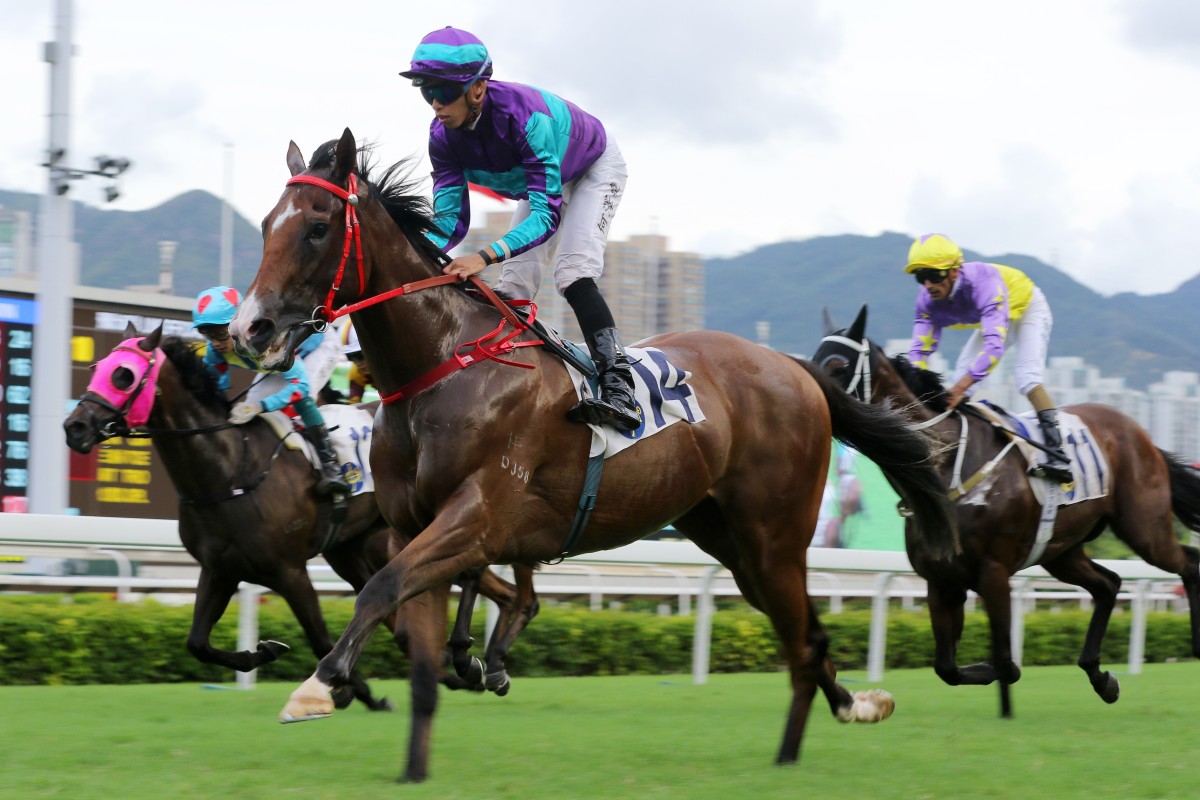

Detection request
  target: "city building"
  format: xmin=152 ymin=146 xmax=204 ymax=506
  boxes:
xmin=452 ymin=211 xmax=704 ymax=344
xmin=0 ymin=207 xmax=34 ymax=279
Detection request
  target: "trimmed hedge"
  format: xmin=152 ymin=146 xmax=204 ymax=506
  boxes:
xmin=0 ymin=594 xmax=1194 ymax=686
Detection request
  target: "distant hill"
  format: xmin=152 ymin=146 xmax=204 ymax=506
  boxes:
xmin=2 ymin=189 xmax=1193 ymax=388
xmin=704 ymin=232 xmax=1197 ymax=389
xmin=0 ymin=188 xmax=264 ymax=300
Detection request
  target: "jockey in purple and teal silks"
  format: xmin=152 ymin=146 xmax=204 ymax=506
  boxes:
xmin=905 ymin=234 xmax=1073 ymax=484
xmin=399 ymin=26 xmax=641 ymax=433
xmin=193 ymin=286 xmax=349 ymax=496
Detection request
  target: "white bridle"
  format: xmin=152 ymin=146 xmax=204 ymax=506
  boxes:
xmin=818 ymin=334 xmax=872 ymax=403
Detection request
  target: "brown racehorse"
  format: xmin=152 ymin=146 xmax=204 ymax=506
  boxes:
xmin=227 ymin=128 xmax=958 ymax=776
xmin=814 ymin=305 xmax=1200 ymax=717
xmin=62 ymin=326 xmax=538 ymax=782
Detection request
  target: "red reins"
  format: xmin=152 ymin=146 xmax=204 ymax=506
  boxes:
xmin=284 ymin=172 xmax=542 ymax=404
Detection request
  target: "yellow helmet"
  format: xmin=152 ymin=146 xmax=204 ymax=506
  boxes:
xmin=904 ymin=233 xmax=964 ymax=273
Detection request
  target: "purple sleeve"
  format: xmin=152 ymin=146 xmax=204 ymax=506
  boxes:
xmin=428 ymin=134 xmax=470 ymax=250
xmin=908 ymin=294 xmax=940 ymax=369
xmin=965 ymin=270 xmax=1010 ymax=380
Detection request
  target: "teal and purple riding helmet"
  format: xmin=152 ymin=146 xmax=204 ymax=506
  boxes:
xmin=400 ymin=26 xmax=494 ymax=105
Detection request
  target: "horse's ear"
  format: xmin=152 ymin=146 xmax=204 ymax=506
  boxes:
xmin=822 ymin=306 xmax=838 ymax=335
xmin=333 ymin=128 xmax=357 ymax=182
xmin=138 ymin=322 xmax=164 ymax=352
xmin=124 ymin=321 xmax=139 ymax=339
xmin=286 ymin=141 xmax=306 ymax=177
xmin=847 ymin=305 xmax=868 ymax=341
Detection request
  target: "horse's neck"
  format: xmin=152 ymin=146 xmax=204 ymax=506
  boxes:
xmin=149 ymin=373 xmax=247 ymax=494
xmin=874 ymin=364 xmax=942 ymax=424
xmin=355 ymin=235 xmax=499 ymax=398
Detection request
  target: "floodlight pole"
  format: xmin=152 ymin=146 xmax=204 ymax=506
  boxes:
xmin=28 ymin=0 xmax=76 ymax=514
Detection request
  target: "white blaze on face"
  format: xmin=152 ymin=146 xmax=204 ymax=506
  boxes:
xmin=271 ymin=198 xmax=301 ymax=235
xmin=229 ymin=293 xmax=263 ymax=342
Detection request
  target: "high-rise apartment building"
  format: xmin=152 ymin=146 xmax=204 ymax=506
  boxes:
xmin=451 ymin=212 xmax=704 ymax=344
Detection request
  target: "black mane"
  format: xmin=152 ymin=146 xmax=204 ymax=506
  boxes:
xmin=888 ymin=353 xmax=951 ymax=412
xmin=308 ymin=141 xmax=446 ymax=266
xmin=160 ymin=335 xmax=230 ymax=412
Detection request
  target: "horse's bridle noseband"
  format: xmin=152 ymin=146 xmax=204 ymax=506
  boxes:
xmin=818 ymin=334 xmax=872 ymax=403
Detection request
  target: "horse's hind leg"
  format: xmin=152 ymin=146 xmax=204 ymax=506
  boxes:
xmin=1042 ymin=548 xmax=1122 ymax=703
xmin=478 ymin=564 xmax=540 ymax=696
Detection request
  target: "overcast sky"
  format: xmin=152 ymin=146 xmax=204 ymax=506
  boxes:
xmin=3 ymin=0 xmax=1200 ymax=296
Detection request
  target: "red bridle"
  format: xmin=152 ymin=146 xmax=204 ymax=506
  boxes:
xmin=282 ymin=172 xmax=543 ymax=404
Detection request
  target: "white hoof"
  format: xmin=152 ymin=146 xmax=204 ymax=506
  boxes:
xmin=279 ymin=675 xmax=335 ymax=723
xmin=836 ymin=689 xmax=895 ymax=724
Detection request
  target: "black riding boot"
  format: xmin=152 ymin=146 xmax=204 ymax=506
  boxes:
xmin=566 ymin=327 xmax=641 ymax=432
xmin=1032 ymin=409 xmax=1073 ymax=483
xmin=304 ymin=423 xmax=351 ymax=496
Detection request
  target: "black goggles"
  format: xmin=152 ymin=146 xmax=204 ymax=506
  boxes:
xmin=197 ymin=325 xmax=231 ymax=341
xmin=420 ymin=82 xmax=467 ymax=106
xmin=912 ymin=268 xmax=950 ymax=285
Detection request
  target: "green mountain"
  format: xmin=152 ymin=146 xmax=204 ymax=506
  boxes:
xmin=0 ymin=188 xmax=264 ymax=300
xmin=3 ymin=189 xmax=1191 ymax=388
xmin=704 ymin=231 xmax=1195 ymax=389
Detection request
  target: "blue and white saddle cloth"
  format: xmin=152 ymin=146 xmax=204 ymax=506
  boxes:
xmin=975 ymin=401 xmax=1110 ymax=506
xmin=565 ymin=346 xmax=706 ymax=459
xmin=261 ymin=403 xmax=376 ymax=496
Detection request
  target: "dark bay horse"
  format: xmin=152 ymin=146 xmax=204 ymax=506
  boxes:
xmin=62 ymin=326 xmax=538 ymax=782
xmin=814 ymin=305 xmax=1200 ymax=716
xmin=227 ymin=128 xmax=958 ymax=774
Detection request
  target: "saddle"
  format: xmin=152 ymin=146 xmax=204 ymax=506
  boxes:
xmin=971 ymin=401 xmax=1110 ymax=506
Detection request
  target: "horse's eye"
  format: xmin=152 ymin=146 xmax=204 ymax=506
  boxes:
xmin=111 ymin=366 xmax=135 ymax=391
xmin=309 ymin=222 xmax=329 ymax=242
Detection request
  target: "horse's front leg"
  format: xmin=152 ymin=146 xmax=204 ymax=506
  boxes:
xmin=926 ymin=580 xmax=988 ymax=686
xmin=187 ymin=568 xmax=290 ymax=671
xmin=280 ymin=493 xmax=493 ymax=723
xmin=975 ymin=562 xmax=1020 ymax=718
xmin=446 ymin=567 xmax=486 ymax=689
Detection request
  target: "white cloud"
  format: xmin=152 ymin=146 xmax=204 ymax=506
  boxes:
xmin=4 ymin=0 xmax=1200 ymax=296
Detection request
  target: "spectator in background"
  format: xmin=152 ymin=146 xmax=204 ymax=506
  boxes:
xmin=339 ymin=321 xmax=376 ymax=404
xmin=812 ymin=444 xmax=863 ymax=548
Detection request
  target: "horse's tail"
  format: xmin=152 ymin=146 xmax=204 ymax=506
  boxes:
xmin=1160 ymin=449 xmax=1200 ymax=531
xmin=793 ymin=358 xmax=960 ymax=560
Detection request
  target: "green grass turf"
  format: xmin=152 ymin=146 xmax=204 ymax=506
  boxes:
xmin=3 ymin=664 xmax=1199 ymax=799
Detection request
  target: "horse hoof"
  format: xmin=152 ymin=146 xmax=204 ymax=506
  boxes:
xmin=279 ymin=675 xmax=335 ymax=723
xmin=370 ymin=696 xmax=395 ymax=713
xmin=257 ymin=640 xmax=291 ymax=661
xmin=459 ymin=656 xmax=484 ymax=687
xmin=1097 ymin=673 xmax=1120 ymax=704
xmin=836 ymin=690 xmax=895 ymax=724
xmin=486 ymin=670 xmax=511 ymax=696
xmin=331 ymin=685 xmax=356 ymax=709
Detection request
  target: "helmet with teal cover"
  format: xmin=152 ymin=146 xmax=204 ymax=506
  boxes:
xmin=192 ymin=286 xmax=241 ymax=328
xmin=400 ymin=27 xmax=493 ymax=86
xmin=904 ymin=234 xmax=964 ymax=273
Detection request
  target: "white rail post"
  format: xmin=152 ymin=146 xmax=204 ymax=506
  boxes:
xmin=692 ymin=565 xmax=721 ymax=685
xmin=93 ymin=548 xmax=132 ymax=602
xmin=236 ymin=584 xmax=264 ymax=690
xmin=1010 ymin=577 xmax=1031 ymax=666
xmin=867 ymin=572 xmax=894 ymax=682
xmin=1129 ymin=579 xmax=1150 ymax=675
